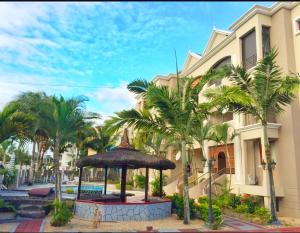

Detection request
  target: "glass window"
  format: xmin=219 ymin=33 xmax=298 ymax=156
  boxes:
xmin=209 ymin=56 xmax=231 ymax=86
xmin=241 ymin=29 xmax=257 ymax=70
xmin=262 ymin=26 xmax=271 ymax=57
xmin=297 ymin=19 xmax=300 ymax=31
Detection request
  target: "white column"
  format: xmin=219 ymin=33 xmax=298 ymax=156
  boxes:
xmin=233 ymin=113 xmax=242 ymax=184
xmin=203 ymin=140 xmax=209 ymax=178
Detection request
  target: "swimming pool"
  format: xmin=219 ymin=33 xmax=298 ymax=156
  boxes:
xmin=62 ymin=185 xmax=104 ymax=194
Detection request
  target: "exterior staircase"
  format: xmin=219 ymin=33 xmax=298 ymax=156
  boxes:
xmin=17 ymin=204 xmax=46 ymax=218
xmin=164 ymin=168 xmax=227 ymax=198
xmin=3 ymin=196 xmax=53 ymax=218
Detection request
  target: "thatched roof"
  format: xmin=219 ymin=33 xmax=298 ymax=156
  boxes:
xmin=76 ymin=129 xmax=176 ymax=170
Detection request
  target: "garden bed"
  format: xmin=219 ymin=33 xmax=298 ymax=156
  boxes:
xmin=223 ymin=208 xmax=268 ymax=225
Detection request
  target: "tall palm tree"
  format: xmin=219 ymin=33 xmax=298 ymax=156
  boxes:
xmin=205 ymin=48 xmax=300 ymax=224
xmin=11 ymin=92 xmax=49 ymax=184
xmin=40 ymin=95 xmax=88 ymax=202
xmin=106 ymin=70 xmax=214 ymax=224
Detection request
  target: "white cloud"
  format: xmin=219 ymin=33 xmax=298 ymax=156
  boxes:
xmin=87 ymin=81 xmax=136 ymax=121
xmin=0 ymin=73 xmax=75 ymax=109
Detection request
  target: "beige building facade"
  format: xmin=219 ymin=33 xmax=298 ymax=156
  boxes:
xmin=135 ymin=2 xmax=300 ymax=217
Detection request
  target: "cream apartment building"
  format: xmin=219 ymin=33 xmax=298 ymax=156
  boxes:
xmin=135 ymin=2 xmax=300 ymax=217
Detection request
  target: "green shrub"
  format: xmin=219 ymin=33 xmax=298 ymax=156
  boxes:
xmin=168 ymin=194 xmax=197 ymax=220
xmin=240 ymin=194 xmax=261 ymax=214
xmin=198 ymin=196 xmax=219 ymax=207
xmin=134 ymin=175 xmax=145 ymax=189
xmin=235 ymin=204 xmax=248 ymax=213
xmin=0 ymin=168 xmax=17 ymax=188
xmin=126 ymin=180 xmax=134 ymax=186
xmin=150 ymin=174 xmax=168 ymax=196
xmin=64 ymin=188 xmax=74 ymax=194
xmin=0 ymin=198 xmax=15 ymax=212
xmin=195 ymin=203 xmax=223 ymax=229
xmin=198 ymin=196 xmax=209 ymax=204
xmin=228 ymin=194 xmax=241 ymax=209
xmin=115 ymin=183 xmax=133 ymax=190
xmin=107 ymin=179 xmax=119 ymax=184
xmin=50 ymin=200 xmax=73 ymax=227
xmin=0 ymin=168 xmax=6 ymax=175
xmin=254 ymin=207 xmax=272 ymax=224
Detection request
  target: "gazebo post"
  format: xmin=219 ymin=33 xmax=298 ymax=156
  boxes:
xmin=120 ymin=165 xmax=127 ymax=202
xmin=145 ymin=167 xmax=149 ymax=202
xmin=77 ymin=167 xmax=83 ymax=200
xmin=159 ymin=169 xmax=163 ymax=197
xmin=104 ymin=166 xmax=108 ymax=195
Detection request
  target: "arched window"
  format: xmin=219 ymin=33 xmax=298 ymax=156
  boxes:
xmin=209 ymin=56 xmax=231 ymax=86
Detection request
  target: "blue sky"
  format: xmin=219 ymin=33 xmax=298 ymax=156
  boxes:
xmin=0 ymin=2 xmax=274 ymax=121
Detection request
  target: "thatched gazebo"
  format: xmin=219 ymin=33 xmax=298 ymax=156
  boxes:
xmin=76 ymin=129 xmax=175 ymax=202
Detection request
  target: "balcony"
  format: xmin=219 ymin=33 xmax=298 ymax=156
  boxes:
xmin=244 ymin=112 xmax=276 ymax=126
xmin=209 ymin=112 xmax=233 ymax=124
xmin=236 ymin=122 xmax=281 ymax=141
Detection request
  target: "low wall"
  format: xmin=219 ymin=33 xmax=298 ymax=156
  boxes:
xmin=75 ymin=199 xmax=172 ymax=221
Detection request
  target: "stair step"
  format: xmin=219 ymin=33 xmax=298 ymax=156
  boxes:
xmin=17 ymin=209 xmax=46 ymax=218
xmin=18 ymin=204 xmax=44 ymax=211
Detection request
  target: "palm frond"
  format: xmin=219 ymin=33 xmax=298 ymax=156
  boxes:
xmin=127 ymin=79 xmax=153 ymax=95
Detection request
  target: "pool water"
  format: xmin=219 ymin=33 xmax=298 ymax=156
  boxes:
xmin=62 ymin=185 xmax=104 ymax=194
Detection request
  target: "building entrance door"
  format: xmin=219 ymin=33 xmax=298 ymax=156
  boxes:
xmin=218 ymin=152 xmax=226 ymax=174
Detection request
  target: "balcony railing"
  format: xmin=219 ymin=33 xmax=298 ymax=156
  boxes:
xmin=243 ymin=54 xmax=257 ymax=70
xmin=244 ymin=112 xmax=276 ymax=126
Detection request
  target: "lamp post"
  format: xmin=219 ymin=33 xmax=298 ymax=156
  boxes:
xmin=260 ymin=159 xmax=281 ymax=225
xmin=202 ymin=157 xmax=216 ymax=227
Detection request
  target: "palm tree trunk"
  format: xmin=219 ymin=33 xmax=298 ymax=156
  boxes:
xmin=54 ymin=134 xmax=62 ymax=203
xmin=262 ymin=123 xmax=278 ymax=223
xmin=28 ymin=141 xmax=36 ymax=184
xmin=181 ymin=140 xmax=190 ymax=224
xmin=2 ymin=151 xmax=6 ymax=165
xmin=225 ymin=143 xmax=232 ymax=191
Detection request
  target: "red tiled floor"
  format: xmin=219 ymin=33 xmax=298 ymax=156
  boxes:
xmin=15 ymin=219 xmax=43 ymax=233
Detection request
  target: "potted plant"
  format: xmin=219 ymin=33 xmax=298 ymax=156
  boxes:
xmin=0 ymin=198 xmax=16 ymax=220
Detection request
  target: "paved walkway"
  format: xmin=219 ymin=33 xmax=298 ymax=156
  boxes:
xmin=137 ymin=216 xmax=300 ymax=233
xmin=7 ymin=216 xmax=300 ymax=233
xmin=223 ymin=215 xmax=265 ymax=231
xmin=138 ymin=227 xmax=300 ymax=232
xmin=14 ymin=219 xmax=44 ymax=233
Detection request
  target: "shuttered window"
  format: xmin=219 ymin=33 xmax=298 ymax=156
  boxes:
xmin=262 ymin=26 xmax=271 ymax=57
xmin=242 ymin=29 xmax=257 ymax=70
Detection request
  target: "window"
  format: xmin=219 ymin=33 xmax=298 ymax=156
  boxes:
xmin=209 ymin=56 xmax=231 ymax=86
xmin=262 ymin=26 xmax=271 ymax=57
xmin=241 ymin=29 xmax=257 ymax=70
xmin=295 ymin=18 xmax=300 ymax=34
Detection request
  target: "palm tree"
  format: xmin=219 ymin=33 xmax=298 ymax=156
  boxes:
xmin=106 ymin=70 xmax=214 ymax=224
xmin=0 ymin=103 xmax=33 ymax=145
xmin=11 ymin=92 xmax=49 ymax=184
xmin=210 ymin=123 xmax=235 ymax=189
xmin=133 ymin=129 xmax=170 ymax=158
xmin=191 ymin=119 xmax=213 ymax=169
xmin=205 ymin=48 xmax=300 ymax=223
xmin=15 ymin=147 xmax=31 ymax=184
xmin=0 ymin=140 xmax=14 ymax=165
xmin=40 ymin=95 xmax=88 ymax=202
